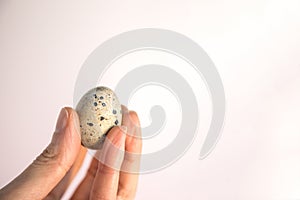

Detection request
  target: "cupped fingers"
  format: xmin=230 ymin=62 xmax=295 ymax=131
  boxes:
xmin=118 ymin=106 xmax=142 ymax=200
xmin=70 ymin=155 xmax=99 ymax=200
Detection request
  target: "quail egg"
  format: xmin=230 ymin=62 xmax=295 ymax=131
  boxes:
xmin=76 ymin=86 xmax=122 ymax=149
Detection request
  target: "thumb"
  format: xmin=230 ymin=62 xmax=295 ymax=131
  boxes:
xmin=0 ymin=107 xmax=82 ymax=200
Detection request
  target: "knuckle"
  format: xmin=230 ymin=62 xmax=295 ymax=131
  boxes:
xmin=130 ymin=138 xmax=142 ymax=149
xmin=126 ymin=134 xmax=142 ymax=153
xmin=123 ymin=153 xmax=138 ymax=164
xmin=117 ymin=188 xmax=134 ymax=200
xmin=122 ymin=154 xmax=140 ymax=172
xmin=33 ymin=143 xmax=68 ymax=174
xmin=90 ymin=190 xmax=113 ymax=200
xmin=35 ymin=143 xmax=59 ymax=164
xmin=87 ymin=159 xmax=99 ymax=178
xmin=98 ymin=164 xmax=119 ymax=176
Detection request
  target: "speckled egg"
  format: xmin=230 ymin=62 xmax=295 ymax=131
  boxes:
xmin=76 ymin=86 xmax=122 ymax=149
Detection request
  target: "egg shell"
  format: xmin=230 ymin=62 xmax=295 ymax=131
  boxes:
xmin=76 ymin=86 xmax=122 ymax=149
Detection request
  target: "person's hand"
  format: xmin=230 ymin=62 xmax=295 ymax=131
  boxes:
xmin=0 ymin=106 xmax=142 ymax=200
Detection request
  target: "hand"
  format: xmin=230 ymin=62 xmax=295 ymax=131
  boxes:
xmin=0 ymin=106 xmax=142 ymax=200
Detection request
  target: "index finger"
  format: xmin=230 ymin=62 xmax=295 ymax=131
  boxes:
xmin=117 ymin=106 xmax=142 ymax=199
xmin=90 ymin=126 xmax=126 ymax=200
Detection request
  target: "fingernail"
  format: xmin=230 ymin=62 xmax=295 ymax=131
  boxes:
xmin=72 ymin=110 xmax=81 ymax=137
xmin=55 ymin=108 xmax=69 ymax=133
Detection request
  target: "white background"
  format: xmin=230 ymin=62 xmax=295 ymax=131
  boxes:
xmin=0 ymin=0 xmax=300 ymax=199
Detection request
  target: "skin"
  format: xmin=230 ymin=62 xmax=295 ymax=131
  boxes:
xmin=0 ymin=106 xmax=142 ymax=200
